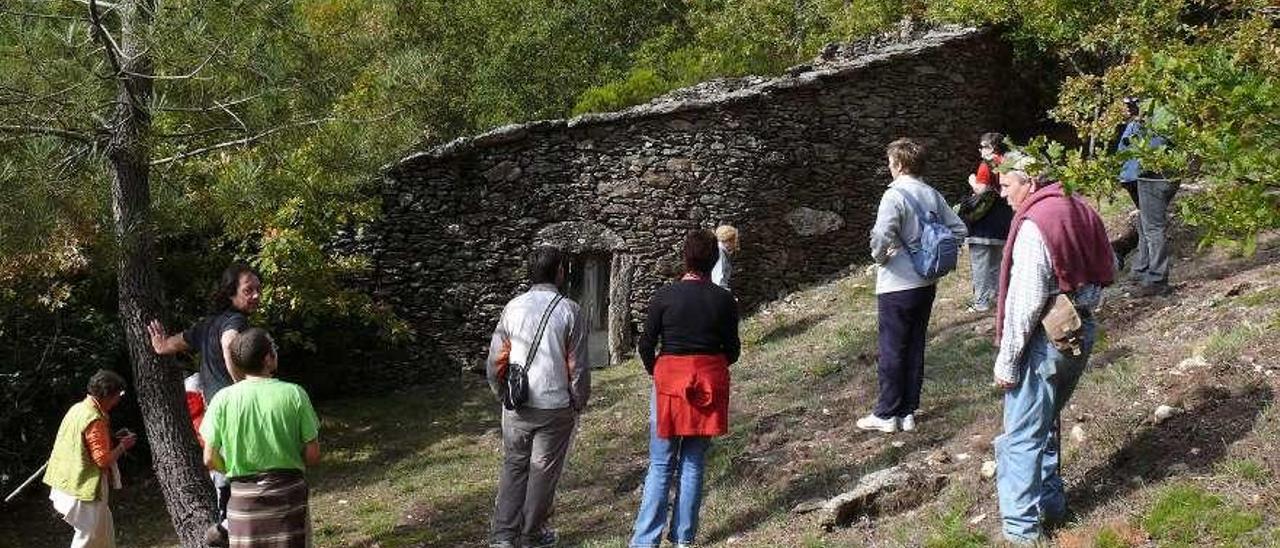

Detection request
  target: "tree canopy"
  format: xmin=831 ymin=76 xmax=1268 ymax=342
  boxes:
xmin=1 ymin=0 xmax=1277 ymax=537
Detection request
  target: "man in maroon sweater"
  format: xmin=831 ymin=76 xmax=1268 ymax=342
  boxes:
xmin=991 ymin=153 xmax=1114 ymax=545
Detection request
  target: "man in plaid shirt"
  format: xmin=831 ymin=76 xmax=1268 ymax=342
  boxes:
xmin=992 ymin=153 xmax=1115 ymax=544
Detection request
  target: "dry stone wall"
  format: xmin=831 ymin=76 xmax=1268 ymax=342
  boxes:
xmin=358 ymin=27 xmax=1036 ymax=374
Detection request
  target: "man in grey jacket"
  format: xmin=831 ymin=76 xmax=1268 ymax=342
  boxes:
xmin=858 ymin=138 xmax=967 ymax=433
xmin=485 ymin=246 xmax=590 ymax=548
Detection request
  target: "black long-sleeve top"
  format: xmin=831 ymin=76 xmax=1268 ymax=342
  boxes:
xmin=638 ymin=278 xmax=741 ymax=375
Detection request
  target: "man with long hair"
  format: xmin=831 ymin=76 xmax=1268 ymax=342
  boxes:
xmin=146 ymin=263 xmax=262 ymax=546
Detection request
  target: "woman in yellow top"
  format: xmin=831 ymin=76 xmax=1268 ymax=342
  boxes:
xmin=43 ymin=370 xmax=138 ymax=548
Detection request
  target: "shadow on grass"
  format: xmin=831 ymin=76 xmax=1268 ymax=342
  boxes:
xmin=693 ymin=330 xmax=999 ymax=544
xmin=313 ymin=377 xmax=498 ymax=490
xmin=752 ymin=313 xmax=833 ymax=346
xmin=1067 ymin=381 xmax=1273 ymax=517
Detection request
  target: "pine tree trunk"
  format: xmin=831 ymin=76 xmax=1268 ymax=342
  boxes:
xmin=104 ymin=1 xmax=218 ymax=545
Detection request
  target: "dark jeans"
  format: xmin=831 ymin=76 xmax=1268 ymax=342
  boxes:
xmin=873 ymin=284 xmax=937 ymax=419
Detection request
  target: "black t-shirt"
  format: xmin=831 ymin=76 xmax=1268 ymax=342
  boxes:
xmin=183 ymin=311 xmax=248 ymax=402
xmin=639 ymin=278 xmax=741 ymax=374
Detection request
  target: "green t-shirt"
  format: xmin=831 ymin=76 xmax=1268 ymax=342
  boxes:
xmin=201 ymin=377 xmax=319 ymax=478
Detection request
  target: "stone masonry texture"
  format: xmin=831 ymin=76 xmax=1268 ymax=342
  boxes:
xmin=352 ymin=26 xmax=1037 ymax=376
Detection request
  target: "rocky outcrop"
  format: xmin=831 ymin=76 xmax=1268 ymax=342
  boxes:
xmin=818 ymin=465 xmax=949 ymax=528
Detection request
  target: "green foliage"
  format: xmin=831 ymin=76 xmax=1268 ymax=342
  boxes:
xmin=919 ymin=489 xmax=989 ymax=548
xmin=1202 ymin=323 xmax=1265 ymax=364
xmin=572 ymin=68 xmax=669 ymax=116
xmin=0 ymin=270 xmax=126 ymax=486
xmin=1143 ymin=483 xmax=1263 ymax=547
xmin=573 ymin=0 xmax=911 ymax=113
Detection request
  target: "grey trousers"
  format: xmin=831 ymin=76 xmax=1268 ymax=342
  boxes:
xmin=968 ymin=242 xmax=1004 ymax=309
xmin=1131 ymin=178 xmax=1179 ymax=286
xmin=491 ymin=406 xmax=577 ymax=544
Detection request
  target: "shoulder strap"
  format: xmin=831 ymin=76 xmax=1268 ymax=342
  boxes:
xmin=523 ymin=293 xmax=564 ymax=366
xmin=890 ymin=187 xmax=933 ymax=250
xmin=891 ymin=186 xmax=932 ymax=220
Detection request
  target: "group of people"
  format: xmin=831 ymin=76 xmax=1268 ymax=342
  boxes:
xmin=485 ymin=127 xmax=1171 ymax=547
xmin=44 ymin=265 xmax=321 ymax=548
xmin=43 ymin=109 xmax=1175 ymax=548
xmin=859 ymin=131 xmax=1169 ymax=543
xmin=485 ymin=231 xmax=739 ymax=548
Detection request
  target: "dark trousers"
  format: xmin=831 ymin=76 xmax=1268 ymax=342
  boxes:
xmin=1120 ymin=180 xmax=1140 ymax=209
xmin=873 ymin=284 xmax=937 ymax=419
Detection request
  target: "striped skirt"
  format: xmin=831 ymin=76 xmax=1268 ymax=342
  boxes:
xmin=227 ymin=471 xmax=310 ymax=548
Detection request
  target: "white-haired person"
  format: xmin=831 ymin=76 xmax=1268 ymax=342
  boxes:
xmin=711 ymin=225 xmax=738 ymax=290
xmin=991 ymin=153 xmax=1114 ymax=544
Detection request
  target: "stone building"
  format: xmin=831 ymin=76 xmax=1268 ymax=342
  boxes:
xmin=357 ymin=26 xmax=1036 ymax=375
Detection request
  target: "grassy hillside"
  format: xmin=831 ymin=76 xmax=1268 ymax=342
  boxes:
xmin=5 ymin=208 xmax=1279 ymax=547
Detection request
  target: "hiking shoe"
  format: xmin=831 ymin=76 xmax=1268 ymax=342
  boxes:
xmin=204 ymin=523 xmax=229 ymax=547
xmin=964 ymin=301 xmax=991 ymax=313
xmin=900 ymin=414 xmax=916 ymax=432
xmin=856 ymin=414 xmax=898 ymax=433
xmin=525 ymin=529 xmax=558 ymax=548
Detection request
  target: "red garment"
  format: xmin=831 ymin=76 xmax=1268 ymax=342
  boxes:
xmin=185 ymin=390 xmax=206 ymax=447
xmin=653 ymin=354 xmax=730 ymax=438
xmin=996 ymin=182 xmax=1115 ymax=343
xmin=974 ymin=153 xmax=1003 ymax=189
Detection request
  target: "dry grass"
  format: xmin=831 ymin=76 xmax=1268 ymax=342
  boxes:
xmin=6 ymin=224 xmax=1280 ymax=548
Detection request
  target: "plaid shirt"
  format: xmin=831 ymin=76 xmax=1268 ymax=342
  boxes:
xmin=994 ymin=221 xmax=1103 ymax=384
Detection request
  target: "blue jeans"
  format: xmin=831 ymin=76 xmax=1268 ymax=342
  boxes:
xmin=996 ymin=318 xmax=1094 ymax=544
xmin=630 ymin=394 xmax=711 ymax=547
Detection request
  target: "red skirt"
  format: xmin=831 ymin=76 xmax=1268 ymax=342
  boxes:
xmin=654 ymin=354 xmax=730 ymax=438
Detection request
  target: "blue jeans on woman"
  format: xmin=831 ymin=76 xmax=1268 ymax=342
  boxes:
xmin=996 ymin=317 xmax=1095 ymax=544
xmin=630 ymin=394 xmax=711 ymax=547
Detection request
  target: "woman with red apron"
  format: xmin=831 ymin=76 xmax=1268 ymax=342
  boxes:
xmin=629 ymin=229 xmax=741 ymax=548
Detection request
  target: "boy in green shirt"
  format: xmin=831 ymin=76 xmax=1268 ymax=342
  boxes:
xmin=201 ymin=328 xmax=320 ymax=547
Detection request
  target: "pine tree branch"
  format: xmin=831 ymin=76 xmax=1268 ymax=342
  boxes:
xmin=148 ymin=107 xmax=408 ymax=166
xmin=122 ymin=39 xmax=223 ymax=81
xmin=0 ymin=124 xmax=95 ymax=143
xmin=70 ymin=0 xmax=121 ymax=12
xmin=0 ymin=8 xmax=81 ymax=21
xmin=150 ymin=117 xmax=334 ymax=166
xmin=87 ymin=0 xmax=142 ymax=110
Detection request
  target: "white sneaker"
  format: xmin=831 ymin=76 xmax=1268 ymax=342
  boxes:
xmin=901 ymin=414 xmax=916 ymax=432
xmin=856 ymin=414 xmax=899 ymax=433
